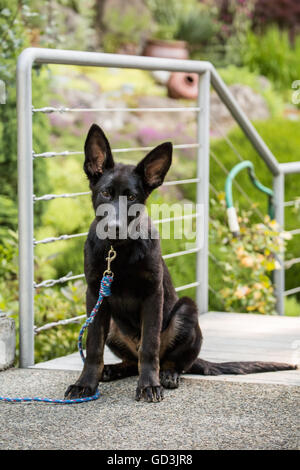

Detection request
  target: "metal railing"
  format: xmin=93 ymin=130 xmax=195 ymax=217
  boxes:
xmin=17 ymin=48 xmax=300 ymax=367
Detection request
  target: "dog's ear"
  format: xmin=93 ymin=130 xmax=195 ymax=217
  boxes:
xmin=135 ymin=142 xmax=172 ymax=191
xmin=84 ymin=124 xmax=114 ymax=182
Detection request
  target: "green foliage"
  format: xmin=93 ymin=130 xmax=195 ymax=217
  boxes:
xmin=221 ymin=0 xmax=256 ymax=66
xmin=34 ymin=281 xmax=85 ymax=363
xmin=212 ymin=119 xmax=300 ymax=302
xmin=210 ymin=197 xmax=287 ymax=314
xmin=102 ymin=4 xmax=152 ymax=53
xmin=147 ymin=0 xmax=217 ymax=43
xmin=0 ymin=229 xmax=18 ymax=281
xmin=0 ymin=2 xmax=27 ymax=208
xmin=146 ymin=0 xmax=184 ymax=40
xmin=242 ymin=27 xmax=300 ymax=91
xmin=25 ymin=0 xmax=95 ymax=51
xmin=0 ymin=2 xmax=50 ymax=237
xmin=284 ymin=296 xmax=300 ymax=317
xmin=181 ymin=117 xmax=300 ymax=307
xmin=0 ymin=230 xmax=18 ymax=318
xmin=0 ymin=195 xmax=18 ymax=236
xmin=217 ymin=65 xmax=285 ymax=117
xmin=175 ymin=10 xmax=219 ymax=45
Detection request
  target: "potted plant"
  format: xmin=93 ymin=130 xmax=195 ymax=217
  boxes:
xmin=143 ymin=0 xmax=189 ymax=59
xmin=143 ymin=0 xmax=219 ymax=60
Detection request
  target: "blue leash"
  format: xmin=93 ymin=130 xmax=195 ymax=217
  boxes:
xmin=0 ymin=274 xmax=114 ymax=404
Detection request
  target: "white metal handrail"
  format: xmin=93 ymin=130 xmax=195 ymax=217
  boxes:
xmin=33 ymin=106 xmax=201 ymax=113
xmin=34 ymin=213 xmax=199 ymax=246
xmin=33 ymin=178 xmax=200 ymax=202
xmin=34 ymin=247 xmax=200 ymax=291
xmin=32 ymin=143 xmax=200 ymax=159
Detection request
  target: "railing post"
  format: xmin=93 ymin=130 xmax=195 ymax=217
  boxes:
xmin=273 ymin=171 xmax=285 ymax=315
xmin=17 ymin=50 xmax=35 ymax=366
xmin=196 ymin=70 xmax=210 ymax=314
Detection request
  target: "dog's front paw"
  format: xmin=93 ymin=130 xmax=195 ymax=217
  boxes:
xmin=160 ymin=370 xmax=180 ymax=389
xmin=135 ymin=385 xmax=164 ymax=402
xmin=64 ymin=383 xmax=97 ymax=399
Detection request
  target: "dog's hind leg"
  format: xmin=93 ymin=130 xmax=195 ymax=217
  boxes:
xmin=160 ymin=297 xmax=202 ymax=389
xmin=101 ymin=362 xmax=138 ymax=382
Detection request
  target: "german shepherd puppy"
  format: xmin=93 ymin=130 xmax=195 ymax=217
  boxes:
xmin=65 ymin=124 xmax=296 ymax=402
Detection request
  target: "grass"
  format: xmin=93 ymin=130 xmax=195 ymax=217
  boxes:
xmin=285 ymin=296 xmax=300 ymax=317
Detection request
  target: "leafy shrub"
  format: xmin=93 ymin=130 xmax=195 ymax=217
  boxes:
xmin=284 ymin=296 xmax=300 ymax=317
xmin=0 ymin=231 xmax=18 ymax=332
xmin=175 ymin=10 xmax=219 ymax=45
xmin=0 ymin=2 xmax=50 ymax=237
xmin=210 ymin=197 xmax=289 ymax=315
xmin=147 ymin=0 xmax=218 ymax=43
xmin=34 ymin=281 xmax=86 ymax=363
xmin=181 ymin=117 xmax=300 ymax=303
xmin=220 ymin=0 xmax=256 ymax=66
xmin=102 ymin=3 xmax=153 ymax=53
xmin=242 ymin=27 xmax=300 ymax=91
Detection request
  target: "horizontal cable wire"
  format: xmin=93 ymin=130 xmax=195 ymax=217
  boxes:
xmin=33 ymin=179 xmax=200 ymax=203
xmin=163 ymin=177 xmax=200 ymax=186
xmin=34 ymin=273 xmax=85 ymax=289
xmin=34 ymin=314 xmax=86 ymax=335
xmin=33 ymin=191 xmax=91 ymax=202
xmin=288 ymin=228 xmax=300 ymax=236
xmin=284 ymin=257 xmax=300 ymax=269
xmin=34 ymin=215 xmax=200 ymax=246
xmin=284 ymin=286 xmax=300 ymax=296
xmin=175 ymin=281 xmax=199 ymax=292
xmin=162 ymin=247 xmax=199 ymax=260
xmin=153 ymin=212 xmax=199 ymax=225
xmin=34 ymin=280 xmax=200 ymax=332
xmin=34 ymin=247 xmax=199 ymax=289
xmin=284 ymin=199 xmax=300 ymax=207
xmin=32 ymin=143 xmax=200 ymax=159
xmin=33 ymin=150 xmax=82 ymax=159
xmin=34 ymin=232 xmax=88 ymax=246
xmin=33 ymin=106 xmax=201 ymax=114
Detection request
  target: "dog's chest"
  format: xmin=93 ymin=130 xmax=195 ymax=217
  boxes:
xmin=107 ymin=269 xmax=154 ymax=336
xmin=107 ymin=290 xmax=142 ymax=337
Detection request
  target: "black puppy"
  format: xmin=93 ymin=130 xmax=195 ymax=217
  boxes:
xmin=65 ymin=124 xmax=296 ymax=403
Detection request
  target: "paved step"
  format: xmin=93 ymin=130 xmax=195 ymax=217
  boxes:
xmin=32 ymin=312 xmax=300 ymax=386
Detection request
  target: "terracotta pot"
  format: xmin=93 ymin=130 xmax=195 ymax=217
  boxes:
xmin=167 ymin=72 xmax=199 ymax=100
xmin=143 ymin=39 xmax=189 ymax=60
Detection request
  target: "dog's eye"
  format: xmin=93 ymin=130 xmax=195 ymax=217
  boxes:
xmin=101 ymin=190 xmax=111 ymax=199
xmin=128 ymin=194 xmax=136 ymax=201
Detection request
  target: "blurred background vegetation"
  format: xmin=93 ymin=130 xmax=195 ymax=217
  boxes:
xmin=1 ymin=0 xmax=300 ymax=363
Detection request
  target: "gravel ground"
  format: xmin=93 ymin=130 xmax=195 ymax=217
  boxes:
xmin=0 ymin=368 xmax=299 ymax=450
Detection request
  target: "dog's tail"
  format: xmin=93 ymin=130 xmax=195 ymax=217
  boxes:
xmin=186 ymin=358 xmax=297 ymax=376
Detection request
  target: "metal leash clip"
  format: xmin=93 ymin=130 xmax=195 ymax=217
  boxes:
xmin=103 ymin=245 xmax=117 ymax=277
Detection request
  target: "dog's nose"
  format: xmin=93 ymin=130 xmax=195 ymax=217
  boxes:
xmin=107 ymin=220 xmax=121 ymax=238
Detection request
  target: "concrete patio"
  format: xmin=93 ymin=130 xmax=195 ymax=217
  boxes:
xmin=0 ymin=312 xmax=299 ymax=450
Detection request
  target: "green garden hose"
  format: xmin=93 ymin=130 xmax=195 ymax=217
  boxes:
xmin=225 ymin=161 xmax=274 ymax=236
